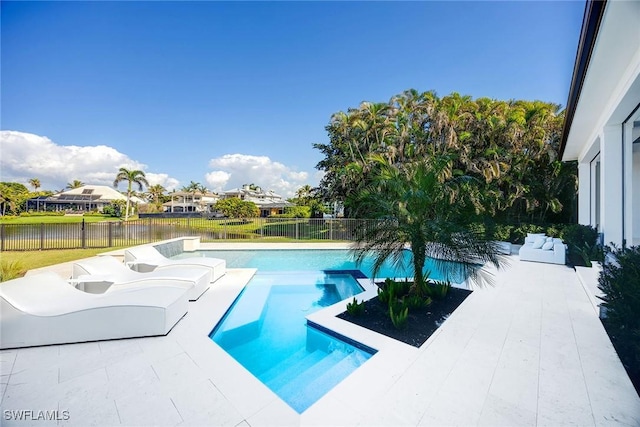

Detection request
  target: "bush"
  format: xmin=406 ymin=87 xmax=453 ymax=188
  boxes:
xmin=346 ymin=297 xmax=365 ymax=316
xmin=0 ymin=260 xmax=25 ymax=282
xmin=598 ymin=245 xmax=640 ymax=393
xmin=389 ymin=302 xmax=409 ymax=330
xmin=403 ymin=294 xmax=432 ymax=310
xmin=511 ymin=223 xmax=545 ymax=244
xmin=561 ymin=224 xmax=601 ymax=267
xmin=424 ymin=281 xmax=451 ymax=300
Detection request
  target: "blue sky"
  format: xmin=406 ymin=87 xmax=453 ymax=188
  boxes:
xmin=1 ymin=1 xmax=585 ymax=197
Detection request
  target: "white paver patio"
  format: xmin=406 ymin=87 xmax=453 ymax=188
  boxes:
xmin=1 ymin=243 xmax=639 ymax=426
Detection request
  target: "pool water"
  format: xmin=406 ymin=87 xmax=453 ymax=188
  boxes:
xmin=210 ymin=271 xmax=374 ymax=413
xmin=174 ymin=248 xmax=466 ymax=283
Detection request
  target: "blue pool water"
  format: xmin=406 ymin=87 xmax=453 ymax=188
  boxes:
xmin=210 ymin=271 xmax=374 ymax=413
xmin=174 ymin=249 xmax=466 ymax=283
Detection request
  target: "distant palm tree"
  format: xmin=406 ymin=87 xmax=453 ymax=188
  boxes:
xmin=28 ymin=178 xmax=41 ymax=192
xmin=66 ymin=180 xmax=84 ymax=189
xmin=113 ymin=168 xmax=149 ymax=221
xmin=295 ymin=185 xmax=313 ymax=200
xmin=146 ymin=184 xmax=166 ymax=206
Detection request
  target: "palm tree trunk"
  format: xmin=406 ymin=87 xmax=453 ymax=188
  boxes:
xmin=125 ymin=189 xmax=131 ymax=221
xmin=412 ymin=238 xmax=427 ymax=296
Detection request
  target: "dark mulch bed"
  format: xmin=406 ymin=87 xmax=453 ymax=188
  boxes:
xmin=337 ymin=287 xmax=472 ymax=347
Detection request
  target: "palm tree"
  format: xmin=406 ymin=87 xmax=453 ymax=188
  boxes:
xmin=146 ymin=184 xmax=166 ymax=206
xmin=28 ymin=178 xmax=41 ymax=192
xmin=66 ymin=180 xmax=85 ymax=189
xmin=113 ymin=168 xmax=149 ymax=220
xmin=295 ymin=185 xmax=313 ymax=201
xmin=349 ymin=154 xmax=504 ymax=291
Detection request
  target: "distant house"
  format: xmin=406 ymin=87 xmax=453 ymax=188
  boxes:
xmin=163 ymin=191 xmax=219 ymax=213
xmin=26 ymin=185 xmax=147 ymax=213
xmin=560 ymin=0 xmax=640 ymax=247
xmin=221 ymin=184 xmax=293 ymax=217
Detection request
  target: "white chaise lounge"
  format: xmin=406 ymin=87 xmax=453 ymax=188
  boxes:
xmin=124 ymin=245 xmax=226 ymax=282
xmin=0 ymin=272 xmax=189 ymax=349
xmin=519 ymin=233 xmax=566 ymax=265
xmin=72 ymin=256 xmax=211 ymax=301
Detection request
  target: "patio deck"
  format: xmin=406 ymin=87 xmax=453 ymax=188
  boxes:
xmin=1 ymin=243 xmax=639 ymax=426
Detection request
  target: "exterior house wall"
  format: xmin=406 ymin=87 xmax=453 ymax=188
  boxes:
xmin=633 ymin=148 xmax=640 ymax=245
xmin=561 ymin=0 xmax=640 ymax=248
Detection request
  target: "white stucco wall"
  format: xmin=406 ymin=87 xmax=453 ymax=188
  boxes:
xmin=633 ymin=148 xmax=640 ymax=246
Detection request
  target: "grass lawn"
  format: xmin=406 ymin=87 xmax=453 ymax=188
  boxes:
xmin=0 ymin=215 xmax=123 ymax=224
xmin=1 ymin=247 xmax=128 ymax=281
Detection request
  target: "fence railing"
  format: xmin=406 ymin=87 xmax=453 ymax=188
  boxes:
xmin=0 ymin=218 xmax=376 ymax=251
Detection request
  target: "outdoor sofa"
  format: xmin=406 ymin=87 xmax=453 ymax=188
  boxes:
xmin=0 ymin=272 xmax=189 ymax=349
xmin=519 ymin=233 xmax=566 ymax=265
xmin=72 ymin=255 xmax=211 ymax=301
xmin=124 ymin=245 xmax=226 ymax=282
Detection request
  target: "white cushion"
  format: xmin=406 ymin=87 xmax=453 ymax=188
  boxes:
xmin=546 ymin=236 xmax=553 ymax=242
xmin=542 ymin=241 xmax=554 ymax=251
xmin=526 ymin=233 xmax=546 ymax=244
xmin=532 ymin=237 xmax=546 ymax=249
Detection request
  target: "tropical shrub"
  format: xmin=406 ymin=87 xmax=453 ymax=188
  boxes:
xmin=389 ymin=303 xmax=409 ymax=330
xmin=403 ymin=295 xmax=432 ymax=310
xmin=377 ymin=285 xmax=393 ymax=305
xmin=598 ymin=245 xmax=640 ymax=392
xmin=346 ymin=297 xmax=365 ymax=316
xmin=424 ymin=281 xmax=451 ymax=300
xmin=102 ymin=202 xmax=123 ymax=218
xmin=214 ymin=198 xmax=259 ymax=219
xmin=511 ymin=223 xmax=546 ymax=244
xmin=562 ymin=224 xmax=601 ymax=267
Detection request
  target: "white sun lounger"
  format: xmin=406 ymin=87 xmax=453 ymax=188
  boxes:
xmin=72 ymin=256 xmax=211 ymax=301
xmin=0 ymin=272 xmax=189 ymax=349
xmin=124 ymin=245 xmax=226 ymax=283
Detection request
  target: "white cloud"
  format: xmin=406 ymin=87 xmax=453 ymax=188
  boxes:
xmin=0 ymin=130 xmax=180 ymax=192
xmin=206 ymin=154 xmax=315 ymax=198
xmin=204 ymin=170 xmax=231 ymax=190
xmin=145 ymin=173 xmax=180 ymax=192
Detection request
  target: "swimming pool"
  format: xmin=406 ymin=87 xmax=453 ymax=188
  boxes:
xmin=210 ymin=271 xmax=374 ymax=413
xmin=174 ymin=248 xmax=467 ymax=283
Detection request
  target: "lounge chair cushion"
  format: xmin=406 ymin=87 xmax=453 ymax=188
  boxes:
xmin=124 ymin=245 xmax=226 ymax=283
xmin=0 ymin=272 xmax=189 ymax=349
xmin=72 ymin=255 xmax=211 ymax=301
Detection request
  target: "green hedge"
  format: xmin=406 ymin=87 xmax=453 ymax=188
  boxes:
xmin=598 ymin=245 xmax=640 ymax=395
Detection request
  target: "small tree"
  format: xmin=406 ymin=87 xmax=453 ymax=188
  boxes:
xmin=215 ymin=198 xmax=259 ymax=219
xmin=349 ymin=154 xmax=504 ymax=291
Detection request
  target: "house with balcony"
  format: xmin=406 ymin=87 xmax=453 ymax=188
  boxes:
xmin=162 ymin=191 xmax=219 ymax=214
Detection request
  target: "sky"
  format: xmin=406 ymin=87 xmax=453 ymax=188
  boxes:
xmin=1 ymin=1 xmax=586 ymax=198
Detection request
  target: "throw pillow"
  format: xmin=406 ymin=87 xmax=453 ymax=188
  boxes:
xmin=542 ymin=241 xmax=554 ymax=251
xmin=546 ymin=237 xmax=553 ymax=242
xmin=533 ymin=237 xmax=546 ymax=249
xmin=526 ymin=233 xmax=545 ymax=244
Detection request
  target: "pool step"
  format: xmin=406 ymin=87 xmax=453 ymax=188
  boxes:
xmin=262 ymin=350 xmax=326 ymax=390
xmin=276 ymin=350 xmax=364 ymax=413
